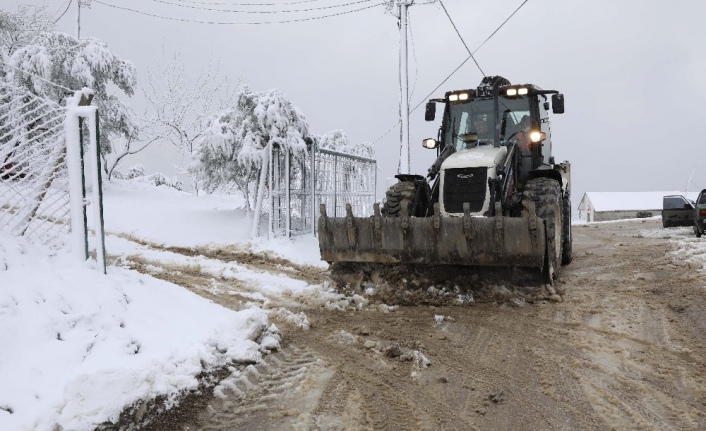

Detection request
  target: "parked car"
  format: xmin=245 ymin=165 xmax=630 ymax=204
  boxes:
xmin=694 ymin=189 xmax=706 ymax=237
xmin=662 ymin=195 xmax=694 ymax=228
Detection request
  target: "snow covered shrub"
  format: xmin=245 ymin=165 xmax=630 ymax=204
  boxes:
xmin=112 ymin=165 xmax=183 ymax=191
xmin=142 ymin=173 xmax=184 ymax=191
xmin=110 ymin=164 xmax=144 ymax=180
xmin=125 ymin=164 xmax=146 ymax=179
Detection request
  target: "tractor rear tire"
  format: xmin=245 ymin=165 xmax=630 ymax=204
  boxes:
xmin=522 ymin=177 xmax=563 ymax=283
xmin=561 ymin=194 xmax=573 ymax=265
xmin=382 ymin=181 xmax=416 ymax=217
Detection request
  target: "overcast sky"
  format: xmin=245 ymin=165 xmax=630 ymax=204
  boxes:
xmin=9 ymin=0 xmax=706 ymax=203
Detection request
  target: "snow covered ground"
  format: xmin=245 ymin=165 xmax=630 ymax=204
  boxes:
xmin=9 ymin=179 xmax=701 ymax=431
xmin=103 ymin=180 xmax=325 ymax=267
xmin=0 ymin=180 xmax=328 ymax=431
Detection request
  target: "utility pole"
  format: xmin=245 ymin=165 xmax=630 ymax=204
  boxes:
xmin=76 ymin=0 xmax=93 ymax=39
xmin=76 ymin=0 xmax=81 ymax=39
xmin=397 ymin=0 xmax=412 ymax=175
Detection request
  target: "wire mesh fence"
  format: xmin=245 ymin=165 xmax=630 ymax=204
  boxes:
xmin=0 ymin=82 xmax=70 ymax=246
xmin=315 ymin=148 xmax=376 ymax=218
xmin=270 ymin=143 xmax=376 ymax=237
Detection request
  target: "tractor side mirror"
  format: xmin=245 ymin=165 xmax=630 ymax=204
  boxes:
xmin=425 ymin=101 xmax=436 ymax=121
xmin=551 ymin=94 xmax=565 ymax=114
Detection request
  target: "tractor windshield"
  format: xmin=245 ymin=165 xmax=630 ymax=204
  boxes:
xmin=444 ymin=96 xmax=531 ymax=152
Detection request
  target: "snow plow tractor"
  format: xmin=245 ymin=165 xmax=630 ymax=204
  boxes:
xmin=318 ymin=76 xmax=572 ymax=283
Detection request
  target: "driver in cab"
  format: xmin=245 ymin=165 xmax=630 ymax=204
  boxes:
xmin=473 ymin=113 xmax=492 ymax=142
xmin=461 ymin=113 xmax=493 ymax=149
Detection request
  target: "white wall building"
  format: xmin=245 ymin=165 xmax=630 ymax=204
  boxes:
xmin=578 ymin=191 xmax=699 ymax=222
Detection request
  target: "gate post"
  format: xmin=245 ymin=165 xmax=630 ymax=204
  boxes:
xmin=285 ymin=147 xmax=291 ymax=239
xmin=334 ymin=154 xmax=338 ymax=217
xmin=88 ymin=110 xmax=106 ymax=274
xmin=311 ymin=140 xmax=316 ymax=235
xmin=268 ymin=141 xmax=274 ymax=239
xmin=65 ymin=111 xmax=87 ymax=261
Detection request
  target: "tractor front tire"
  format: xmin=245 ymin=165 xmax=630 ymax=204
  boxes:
xmin=522 ymin=177 xmax=563 ymax=283
xmin=382 ymin=181 xmax=416 ymax=217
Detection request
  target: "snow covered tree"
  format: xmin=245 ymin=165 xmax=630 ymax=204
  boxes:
xmin=142 ymin=53 xmax=237 ymax=195
xmin=0 ymin=4 xmax=54 ymax=57
xmin=318 ymin=129 xmax=375 ymax=159
xmin=198 ymin=86 xmax=309 ymax=235
xmin=0 ymin=4 xmax=138 ymax=158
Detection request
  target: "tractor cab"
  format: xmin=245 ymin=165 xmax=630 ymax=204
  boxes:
xmin=424 ymin=76 xmax=564 ymax=187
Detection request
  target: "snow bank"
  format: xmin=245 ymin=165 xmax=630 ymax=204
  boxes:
xmin=667 ymin=233 xmax=706 ymax=270
xmin=102 ymin=180 xmax=327 ymax=268
xmin=0 ymin=236 xmax=269 ymax=431
xmin=639 ymin=226 xmax=706 ymax=269
xmin=103 ymin=180 xmax=253 ymax=247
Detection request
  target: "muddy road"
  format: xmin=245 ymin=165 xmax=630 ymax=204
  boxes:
xmin=119 ymin=219 xmax=706 ymax=431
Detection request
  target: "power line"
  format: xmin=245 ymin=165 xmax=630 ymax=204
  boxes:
xmin=0 ymin=59 xmax=75 ymax=93
xmin=473 ymin=0 xmax=528 ymax=53
xmin=175 ymin=0 xmax=322 ymax=5
xmin=93 ymin=0 xmax=382 ymax=24
xmin=54 ymin=0 xmax=73 ymax=24
xmin=373 ymin=0 xmax=531 ymax=145
xmin=408 ymin=56 xmax=469 ymax=113
xmin=438 ymin=0 xmax=484 ymax=77
xmin=410 ymin=0 xmax=529 ymax=114
xmin=151 ymin=0 xmax=374 ymax=13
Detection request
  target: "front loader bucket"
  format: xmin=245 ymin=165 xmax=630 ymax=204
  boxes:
xmin=318 ymin=203 xmax=546 ymax=269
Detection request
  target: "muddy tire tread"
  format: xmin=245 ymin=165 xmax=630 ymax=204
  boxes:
xmin=382 ymin=181 xmax=416 ymax=217
xmin=562 ymin=194 xmax=573 ymax=265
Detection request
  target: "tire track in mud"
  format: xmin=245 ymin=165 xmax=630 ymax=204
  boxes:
xmin=289 ymin=220 xmax=706 ymax=431
xmin=546 ymin=220 xmax=706 ymax=430
xmin=188 ymin=346 xmax=328 ymax=431
xmin=293 ymin=308 xmax=588 ymax=431
xmin=121 ymin=219 xmax=706 ymax=431
xmin=301 ymin=327 xmax=429 ymax=431
xmin=428 ymin=311 xmax=595 ymax=430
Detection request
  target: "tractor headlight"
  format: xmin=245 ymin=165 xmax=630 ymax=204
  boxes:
xmin=530 ymin=131 xmax=546 ymax=143
xmin=506 ymin=88 xmax=517 ymax=96
xmin=518 ymin=87 xmax=528 ymax=95
xmin=422 ymin=138 xmax=439 ymax=149
xmin=447 ymin=90 xmax=474 ymax=103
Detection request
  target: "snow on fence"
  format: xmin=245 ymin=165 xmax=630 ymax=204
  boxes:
xmin=0 ymin=83 xmax=106 ymax=272
xmin=270 ymin=142 xmax=376 ymax=238
xmin=0 ymin=82 xmax=71 ymax=245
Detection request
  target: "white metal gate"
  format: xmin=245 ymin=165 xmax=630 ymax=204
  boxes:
xmin=270 ymin=140 xmax=376 ymax=238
